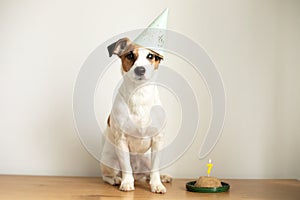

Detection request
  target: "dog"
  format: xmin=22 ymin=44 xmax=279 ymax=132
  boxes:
xmin=100 ymin=37 xmax=171 ymax=193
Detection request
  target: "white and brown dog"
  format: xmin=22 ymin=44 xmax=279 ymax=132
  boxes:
xmin=100 ymin=37 xmax=171 ymax=193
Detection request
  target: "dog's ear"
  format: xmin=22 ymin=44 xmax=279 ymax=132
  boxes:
xmin=107 ymin=37 xmax=131 ymax=57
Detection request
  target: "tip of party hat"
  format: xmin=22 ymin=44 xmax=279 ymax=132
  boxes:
xmin=148 ymin=8 xmax=169 ymax=29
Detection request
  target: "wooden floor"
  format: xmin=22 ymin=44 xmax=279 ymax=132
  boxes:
xmin=0 ymin=175 xmax=299 ymax=200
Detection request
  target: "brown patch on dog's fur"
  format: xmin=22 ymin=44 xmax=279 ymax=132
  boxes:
xmin=120 ymin=47 xmax=139 ymax=72
xmin=147 ymin=49 xmax=163 ymax=70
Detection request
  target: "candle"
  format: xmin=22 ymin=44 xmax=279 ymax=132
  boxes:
xmin=206 ymin=159 xmax=213 ymax=176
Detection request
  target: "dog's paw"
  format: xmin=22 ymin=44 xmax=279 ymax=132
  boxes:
xmin=119 ymin=181 xmax=135 ymax=192
xmin=151 ymin=183 xmax=166 ymax=194
xmin=113 ymin=177 xmax=122 ymax=185
xmin=102 ymin=176 xmax=122 ymax=186
xmin=160 ymin=175 xmax=172 ymax=183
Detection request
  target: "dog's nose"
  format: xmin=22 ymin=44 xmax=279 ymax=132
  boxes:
xmin=134 ymin=66 xmax=146 ymax=76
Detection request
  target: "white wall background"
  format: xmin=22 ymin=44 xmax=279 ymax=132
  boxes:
xmin=0 ymin=0 xmax=299 ymax=179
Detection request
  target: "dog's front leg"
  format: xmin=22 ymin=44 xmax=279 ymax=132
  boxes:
xmin=115 ymin=132 xmax=134 ymax=191
xmin=150 ymin=133 xmax=166 ymax=193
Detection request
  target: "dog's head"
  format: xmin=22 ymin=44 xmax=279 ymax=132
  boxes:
xmin=108 ymin=37 xmax=163 ymax=83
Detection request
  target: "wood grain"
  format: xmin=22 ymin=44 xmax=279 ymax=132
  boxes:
xmin=0 ymin=175 xmax=299 ymax=200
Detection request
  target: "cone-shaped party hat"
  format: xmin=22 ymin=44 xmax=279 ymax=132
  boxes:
xmin=134 ymin=8 xmax=169 ymax=56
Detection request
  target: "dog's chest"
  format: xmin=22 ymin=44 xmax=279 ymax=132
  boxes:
xmin=127 ymin=86 xmax=158 ymax=127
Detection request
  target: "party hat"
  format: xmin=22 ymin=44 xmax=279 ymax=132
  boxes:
xmin=134 ymin=8 xmax=169 ymax=56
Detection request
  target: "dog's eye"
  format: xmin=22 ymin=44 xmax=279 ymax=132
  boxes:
xmin=126 ymin=52 xmax=134 ymax=60
xmin=155 ymin=55 xmax=162 ymax=61
xmin=147 ymin=53 xmax=154 ymax=60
